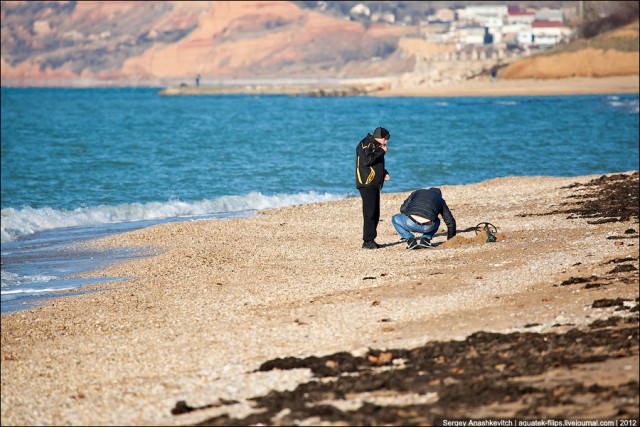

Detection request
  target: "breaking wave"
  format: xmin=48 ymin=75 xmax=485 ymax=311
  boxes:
xmin=1 ymin=191 xmax=350 ymax=243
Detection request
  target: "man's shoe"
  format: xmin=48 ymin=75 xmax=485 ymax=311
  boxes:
xmin=418 ymin=237 xmax=434 ymax=248
xmin=406 ymin=237 xmax=418 ymax=250
xmin=362 ymin=240 xmax=380 ymax=249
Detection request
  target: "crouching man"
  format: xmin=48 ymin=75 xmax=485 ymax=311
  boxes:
xmin=392 ymin=187 xmax=456 ymax=249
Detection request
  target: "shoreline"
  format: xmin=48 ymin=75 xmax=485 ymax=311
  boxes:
xmin=377 ymin=75 xmax=640 ymax=97
xmin=1 ymin=171 xmax=638 ymax=425
xmin=3 ymin=75 xmax=638 ymax=98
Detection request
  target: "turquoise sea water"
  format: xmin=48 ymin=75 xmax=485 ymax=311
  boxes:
xmin=1 ymin=87 xmax=639 ymax=312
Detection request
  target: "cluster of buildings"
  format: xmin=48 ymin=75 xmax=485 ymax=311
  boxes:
xmin=351 ymin=3 xmax=576 ymax=51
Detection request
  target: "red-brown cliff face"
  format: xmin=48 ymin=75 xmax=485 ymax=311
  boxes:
xmin=1 ymin=1 xmax=416 ymax=86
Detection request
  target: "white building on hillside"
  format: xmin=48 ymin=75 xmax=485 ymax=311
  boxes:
xmin=484 ymin=16 xmax=504 ymax=44
xmin=517 ymin=29 xmax=534 ymax=47
xmin=532 ymin=21 xmax=573 ymax=47
xmin=458 ymin=26 xmax=489 ymax=46
xmin=502 ymin=23 xmax=533 ymax=47
xmin=508 ymin=11 xmax=536 ymax=25
xmin=463 ymin=5 xmax=508 ymax=26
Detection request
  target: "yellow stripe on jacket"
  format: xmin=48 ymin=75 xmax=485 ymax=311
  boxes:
xmin=356 ymin=156 xmax=375 ymax=185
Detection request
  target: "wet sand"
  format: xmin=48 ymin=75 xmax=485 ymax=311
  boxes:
xmin=1 ymin=172 xmax=638 ymax=425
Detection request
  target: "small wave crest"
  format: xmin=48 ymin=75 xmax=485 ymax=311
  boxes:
xmin=1 ymin=270 xmax=58 ymax=288
xmin=606 ymin=96 xmax=639 ymax=113
xmin=2 ymin=287 xmax=73 ymax=296
xmin=1 ymin=191 xmax=349 ymax=243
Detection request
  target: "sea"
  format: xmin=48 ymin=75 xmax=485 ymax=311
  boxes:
xmin=2 ymin=87 xmax=639 ymax=314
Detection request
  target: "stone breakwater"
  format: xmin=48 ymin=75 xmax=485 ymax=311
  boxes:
xmin=158 ymin=79 xmax=392 ymax=97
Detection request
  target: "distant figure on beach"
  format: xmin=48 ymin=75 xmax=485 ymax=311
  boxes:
xmin=195 ymin=74 xmax=200 ymax=87
xmin=392 ymin=187 xmax=456 ymax=250
xmin=490 ymin=67 xmax=498 ymax=82
xmin=356 ymin=126 xmax=391 ymax=249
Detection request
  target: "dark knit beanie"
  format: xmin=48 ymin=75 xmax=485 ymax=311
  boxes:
xmin=372 ymin=127 xmax=390 ymax=140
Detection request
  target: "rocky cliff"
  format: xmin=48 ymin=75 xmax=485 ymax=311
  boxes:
xmin=1 ymin=1 xmax=637 ymax=88
xmin=0 ymin=0 xmax=416 ymax=87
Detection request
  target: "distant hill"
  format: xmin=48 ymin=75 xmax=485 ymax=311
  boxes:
xmin=498 ymin=20 xmax=639 ymax=79
xmin=1 ymin=1 xmax=637 ymax=87
xmin=0 ymin=1 xmax=416 ymax=86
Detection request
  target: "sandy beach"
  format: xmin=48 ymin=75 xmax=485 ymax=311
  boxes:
xmin=1 ymin=170 xmax=638 ymax=426
xmin=377 ymin=75 xmax=640 ymax=97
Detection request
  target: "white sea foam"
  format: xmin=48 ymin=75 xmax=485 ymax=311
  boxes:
xmin=606 ymin=96 xmax=639 ymax=113
xmin=2 ymin=287 xmax=73 ymax=295
xmin=1 ymin=287 xmax=76 ymax=303
xmin=0 ymin=271 xmax=20 ymax=288
xmin=1 ymin=271 xmax=58 ymax=288
xmin=0 ymin=191 xmax=350 ymax=243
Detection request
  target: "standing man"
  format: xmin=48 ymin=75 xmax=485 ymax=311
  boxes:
xmin=392 ymin=187 xmax=456 ymax=249
xmin=355 ymin=126 xmax=391 ymax=249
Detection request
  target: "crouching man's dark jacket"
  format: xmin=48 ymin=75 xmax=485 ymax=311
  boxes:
xmin=400 ymin=188 xmax=457 ymax=239
xmin=355 ymin=133 xmax=388 ymax=190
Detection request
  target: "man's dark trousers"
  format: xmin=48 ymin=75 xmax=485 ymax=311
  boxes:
xmin=359 ymin=187 xmax=380 ymax=242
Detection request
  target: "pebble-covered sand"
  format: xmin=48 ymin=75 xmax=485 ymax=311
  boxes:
xmin=1 ymin=173 xmax=638 ymax=426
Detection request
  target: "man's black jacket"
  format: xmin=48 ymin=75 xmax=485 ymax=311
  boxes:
xmin=400 ymin=188 xmax=457 ymax=239
xmin=355 ymin=133 xmax=388 ymax=190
